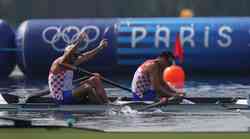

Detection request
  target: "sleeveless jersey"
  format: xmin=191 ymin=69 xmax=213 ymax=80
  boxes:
xmin=48 ymin=59 xmax=74 ymax=101
xmin=131 ymin=60 xmax=154 ymax=98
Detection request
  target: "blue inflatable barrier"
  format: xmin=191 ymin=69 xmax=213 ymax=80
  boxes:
xmin=16 ymin=19 xmax=117 ymax=77
xmin=0 ymin=20 xmax=15 ymax=78
xmin=115 ymin=18 xmax=250 ymax=73
xmin=16 ymin=18 xmax=250 ymax=78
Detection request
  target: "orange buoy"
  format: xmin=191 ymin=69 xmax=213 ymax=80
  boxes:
xmin=163 ymin=65 xmax=185 ymax=89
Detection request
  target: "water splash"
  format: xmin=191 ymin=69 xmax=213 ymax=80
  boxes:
xmin=120 ymin=106 xmax=138 ymax=115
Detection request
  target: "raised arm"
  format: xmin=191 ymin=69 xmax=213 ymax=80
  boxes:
xmin=71 ymin=32 xmax=87 ymax=46
xmin=60 ymin=32 xmax=87 ymax=64
xmin=73 ymin=39 xmax=108 ymax=66
xmin=51 ymin=32 xmax=86 ymax=73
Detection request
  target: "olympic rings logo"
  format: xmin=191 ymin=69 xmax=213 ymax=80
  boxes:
xmin=42 ymin=25 xmax=100 ymax=52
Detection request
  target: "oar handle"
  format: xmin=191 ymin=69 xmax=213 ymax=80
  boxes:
xmin=78 ymin=68 xmax=133 ymax=92
xmin=73 ymin=76 xmax=90 ymax=83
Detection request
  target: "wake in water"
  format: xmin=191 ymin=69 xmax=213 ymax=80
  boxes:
xmin=108 ymin=105 xmax=165 ymax=116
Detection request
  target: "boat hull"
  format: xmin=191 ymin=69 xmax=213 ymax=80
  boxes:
xmin=0 ymin=93 xmax=243 ymax=104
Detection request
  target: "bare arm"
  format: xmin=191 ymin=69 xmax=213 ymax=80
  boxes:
xmin=74 ymin=39 xmax=108 ymax=66
xmin=60 ymin=32 xmax=87 ymax=64
xmin=149 ymin=62 xmax=179 ymax=97
xmin=59 ymin=45 xmax=75 ymax=64
xmin=50 ymin=32 xmax=87 ymax=73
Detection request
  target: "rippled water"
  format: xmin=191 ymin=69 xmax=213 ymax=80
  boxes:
xmin=0 ymin=70 xmax=250 ymax=132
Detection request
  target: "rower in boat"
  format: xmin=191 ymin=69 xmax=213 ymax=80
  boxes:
xmin=131 ymin=51 xmax=185 ymax=102
xmin=48 ymin=32 xmax=109 ymax=105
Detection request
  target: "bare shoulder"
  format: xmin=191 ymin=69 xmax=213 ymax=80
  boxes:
xmin=50 ymin=57 xmax=62 ymax=73
xmin=53 ymin=57 xmax=63 ymax=65
xmin=147 ymin=60 xmax=159 ymax=72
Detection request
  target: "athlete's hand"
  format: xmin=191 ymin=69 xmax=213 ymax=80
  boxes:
xmin=92 ymin=73 xmax=102 ymax=79
xmin=177 ymin=91 xmax=185 ymax=97
xmin=99 ymin=39 xmax=108 ymax=49
xmin=78 ymin=32 xmax=87 ymax=41
xmin=160 ymin=97 xmax=168 ymax=104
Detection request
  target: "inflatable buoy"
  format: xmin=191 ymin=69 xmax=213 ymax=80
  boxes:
xmin=163 ymin=65 xmax=185 ymax=89
xmin=16 ymin=19 xmax=116 ymax=78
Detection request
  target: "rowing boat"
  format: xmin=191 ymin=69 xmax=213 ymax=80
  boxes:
xmin=0 ymin=93 xmax=250 ymax=130
xmin=0 ymin=93 xmax=249 ymax=113
xmin=0 ymin=93 xmax=248 ymax=104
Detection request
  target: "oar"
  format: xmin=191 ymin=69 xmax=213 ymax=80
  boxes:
xmin=137 ymin=95 xmax=197 ymax=112
xmin=1 ymin=76 xmax=91 ymax=104
xmin=63 ymin=64 xmax=132 ymax=92
xmin=63 ymin=64 xmax=196 ymax=104
xmin=72 ymin=76 xmax=90 ymax=84
xmin=25 ymin=76 xmax=90 ymax=97
xmin=75 ymin=66 xmax=195 ymax=104
xmin=136 ymin=97 xmax=168 ymax=111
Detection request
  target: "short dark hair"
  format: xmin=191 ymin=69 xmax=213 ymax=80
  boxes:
xmin=159 ymin=51 xmax=175 ymax=61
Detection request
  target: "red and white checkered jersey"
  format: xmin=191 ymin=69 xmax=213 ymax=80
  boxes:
xmin=48 ymin=59 xmax=74 ymax=101
xmin=131 ymin=60 xmax=154 ymax=98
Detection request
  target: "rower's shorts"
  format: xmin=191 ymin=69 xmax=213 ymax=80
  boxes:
xmin=132 ymin=90 xmax=156 ymax=101
xmin=55 ymin=90 xmax=75 ymax=104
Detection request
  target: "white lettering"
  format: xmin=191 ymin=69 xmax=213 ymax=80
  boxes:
xmin=217 ymin=26 xmax=232 ymax=48
xmin=155 ymin=26 xmax=170 ymax=48
xmin=180 ymin=26 xmax=195 ymax=48
xmin=204 ymin=26 xmax=210 ymax=48
xmin=132 ymin=27 xmax=147 ymax=48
